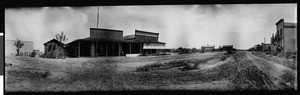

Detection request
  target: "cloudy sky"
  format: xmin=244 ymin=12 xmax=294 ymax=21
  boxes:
xmin=5 ymin=4 xmax=297 ymax=51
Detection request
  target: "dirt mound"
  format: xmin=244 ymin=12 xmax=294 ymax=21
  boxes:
xmin=135 ymin=53 xmax=226 ymax=72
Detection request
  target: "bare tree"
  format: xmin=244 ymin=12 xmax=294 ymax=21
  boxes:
xmin=55 ymin=31 xmax=68 ymax=43
xmin=13 ymin=38 xmax=24 ymax=56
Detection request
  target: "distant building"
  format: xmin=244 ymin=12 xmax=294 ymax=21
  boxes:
xmin=5 ymin=39 xmax=33 ymax=56
xmin=261 ymin=43 xmax=276 ymax=54
xmin=200 ymin=45 xmax=215 ymax=52
xmin=220 ymin=45 xmax=234 ymax=51
xmin=273 ymin=19 xmax=297 ymax=53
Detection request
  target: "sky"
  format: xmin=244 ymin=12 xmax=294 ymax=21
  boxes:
xmin=5 ymin=4 xmax=297 ymax=51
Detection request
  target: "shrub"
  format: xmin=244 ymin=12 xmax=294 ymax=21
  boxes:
xmin=220 ymin=55 xmax=227 ymax=61
xmin=43 ymin=48 xmax=66 ymax=59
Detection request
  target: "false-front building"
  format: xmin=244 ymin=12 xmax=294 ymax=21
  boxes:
xmin=273 ymin=19 xmax=297 ymax=53
xmin=66 ymin=28 xmax=166 ymax=57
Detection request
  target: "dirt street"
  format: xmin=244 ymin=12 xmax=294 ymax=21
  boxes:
xmin=5 ymin=51 xmax=296 ymax=91
xmin=245 ymin=52 xmax=295 ymax=90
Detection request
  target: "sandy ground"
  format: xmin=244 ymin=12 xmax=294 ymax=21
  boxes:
xmin=246 ymin=52 xmax=295 ymax=89
xmin=5 ymin=51 xmax=296 ymax=91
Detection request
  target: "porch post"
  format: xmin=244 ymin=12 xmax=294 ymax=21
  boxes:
xmin=78 ymin=41 xmax=80 ymax=57
xmin=129 ymin=43 xmax=132 ymax=54
xmin=118 ymin=43 xmax=121 ymax=56
xmin=106 ymin=43 xmax=108 ymax=56
xmin=140 ymin=43 xmax=142 ymax=54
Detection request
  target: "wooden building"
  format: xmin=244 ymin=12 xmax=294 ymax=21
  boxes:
xmin=273 ymin=19 xmax=297 ymax=53
xmin=43 ymin=39 xmax=66 ymax=58
xmin=66 ymin=28 xmax=144 ymax=57
xmin=66 ymin=28 xmax=166 ymax=57
xmin=124 ymin=30 xmax=166 ymax=55
xmin=201 ymin=45 xmax=215 ymax=52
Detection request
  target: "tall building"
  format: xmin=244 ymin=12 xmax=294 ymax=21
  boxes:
xmin=273 ymin=19 xmax=297 ymax=53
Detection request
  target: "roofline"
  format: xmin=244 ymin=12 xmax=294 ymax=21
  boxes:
xmin=201 ymin=46 xmax=215 ymax=47
xmin=43 ymin=39 xmax=65 ymax=45
xmin=275 ymin=19 xmax=284 ymax=25
xmin=5 ymin=39 xmax=33 ymax=43
xmin=135 ymin=29 xmax=159 ymax=35
xmin=90 ymin=28 xmax=123 ymax=32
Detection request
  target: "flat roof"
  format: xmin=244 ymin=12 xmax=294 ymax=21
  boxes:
xmin=135 ymin=29 xmax=159 ymax=35
xmin=67 ymin=37 xmax=144 ymax=45
xmin=90 ymin=28 xmax=123 ymax=32
xmin=201 ymin=45 xmax=215 ymax=47
xmin=284 ymin=22 xmax=296 ymax=26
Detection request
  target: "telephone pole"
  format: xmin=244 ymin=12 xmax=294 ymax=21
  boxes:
xmin=95 ymin=6 xmax=99 ymax=57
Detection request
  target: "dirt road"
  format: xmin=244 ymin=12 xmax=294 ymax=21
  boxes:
xmin=242 ymin=52 xmax=295 ymax=90
xmin=5 ymin=51 xmax=296 ymax=91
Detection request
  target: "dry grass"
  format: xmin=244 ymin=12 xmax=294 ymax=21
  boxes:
xmin=135 ymin=53 xmax=226 ymax=72
xmin=251 ymin=51 xmax=296 ymax=70
xmin=5 ymin=51 xmax=296 ymax=91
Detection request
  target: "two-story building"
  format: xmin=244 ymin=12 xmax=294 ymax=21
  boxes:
xmin=273 ymin=19 xmax=297 ymax=53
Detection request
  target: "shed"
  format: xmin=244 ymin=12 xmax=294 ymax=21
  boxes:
xmin=43 ymin=39 xmax=66 ymax=58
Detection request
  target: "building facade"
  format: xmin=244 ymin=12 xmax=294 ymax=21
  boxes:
xmin=67 ymin=28 xmax=147 ymax=57
xmin=43 ymin=39 xmax=66 ymax=58
xmin=124 ymin=30 xmax=166 ymax=55
xmin=66 ymin=28 xmax=166 ymax=57
xmin=5 ymin=39 xmax=34 ymax=56
xmin=273 ymin=19 xmax=297 ymax=53
xmin=201 ymin=45 xmax=215 ymax=52
xmin=261 ymin=43 xmax=277 ymax=54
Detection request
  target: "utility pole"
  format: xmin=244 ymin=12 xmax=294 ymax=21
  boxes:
xmin=95 ymin=6 xmax=99 ymax=57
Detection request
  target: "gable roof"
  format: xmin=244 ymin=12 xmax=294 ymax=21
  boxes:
xmin=43 ymin=39 xmax=65 ymax=46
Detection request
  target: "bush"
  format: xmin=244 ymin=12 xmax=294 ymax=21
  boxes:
xmin=285 ymin=52 xmax=295 ymax=59
xmin=220 ymin=55 xmax=227 ymax=61
xmin=43 ymin=48 xmax=66 ymax=59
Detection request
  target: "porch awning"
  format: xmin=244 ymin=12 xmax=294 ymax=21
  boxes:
xmin=143 ymin=45 xmax=166 ymax=49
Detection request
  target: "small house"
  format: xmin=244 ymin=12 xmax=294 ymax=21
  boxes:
xmin=261 ymin=43 xmax=277 ymax=54
xmin=43 ymin=39 xmax=65 ymax=58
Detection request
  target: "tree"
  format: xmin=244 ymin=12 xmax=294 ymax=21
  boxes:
xmin=271 ymin=33 xmax=275 ymax=44
xmin=13 ymin=38 xmax=24 ymax=56
xmin=43 ymin=31 xmax=68 ymax=59
xmin=55 ymin=31 xmax=68 ymax=43
xmin=55 ymin=31 xmax=68 ymax=58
